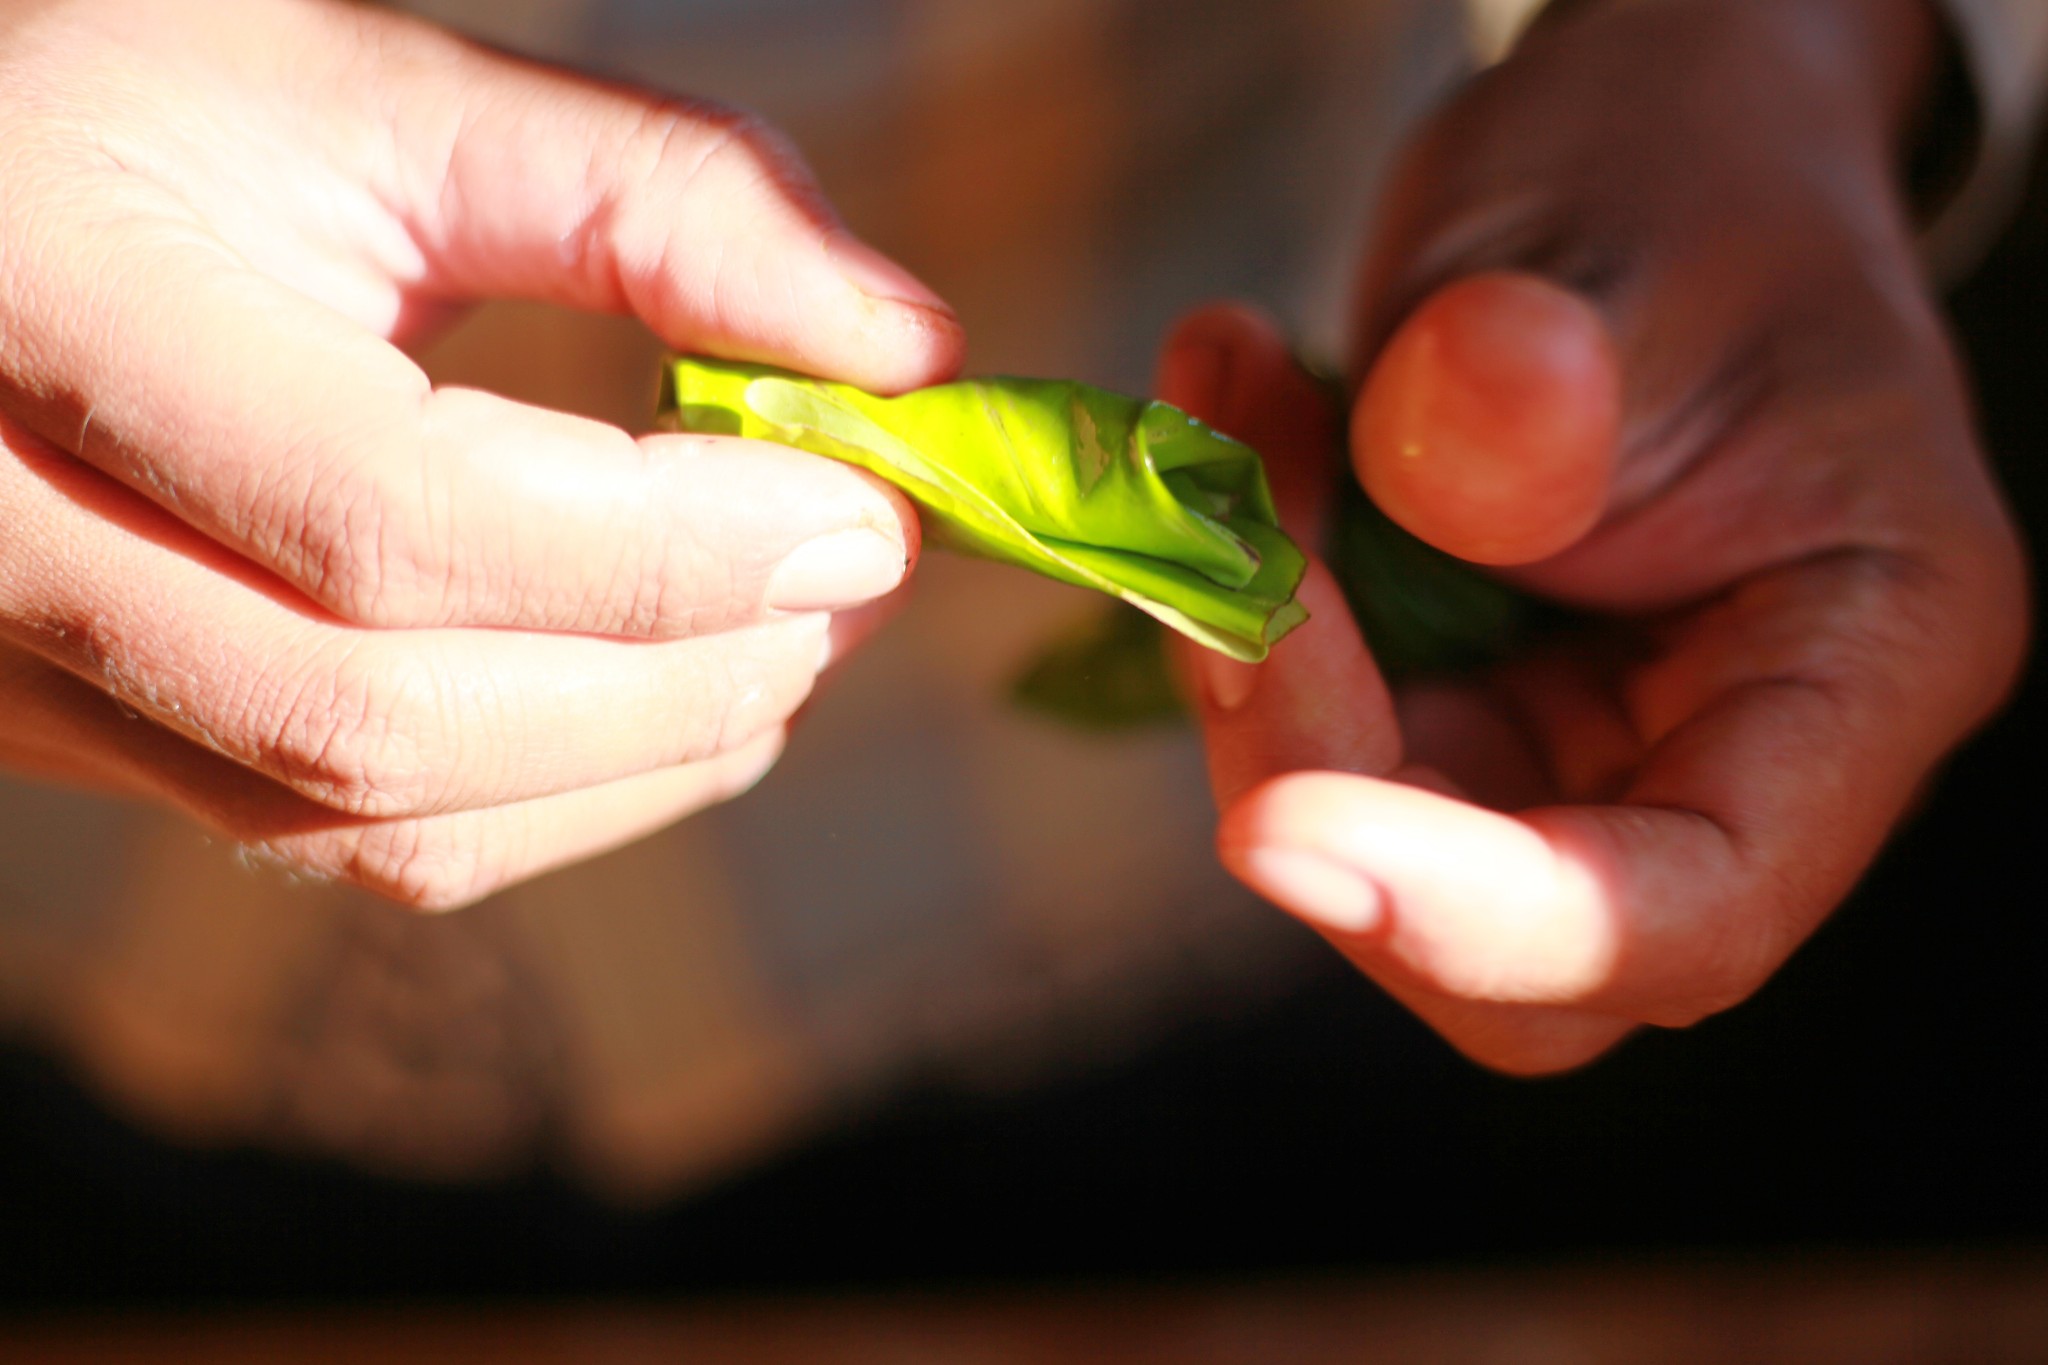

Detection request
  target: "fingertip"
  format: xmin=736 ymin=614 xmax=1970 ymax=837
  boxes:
xmin=1219 ymin=775 xmax=1390 ymax=937
xmin=1197 ymin=560 xmax=1397 ymax=806
xmin=1355 ymin=271 xmax=1621 ymax=566
xmin=1223 ymin=770 xmax=1611 ymax=981
xmin=644 ymin=430 xmax=920 ymax=558
xmin=839 ymin=464 xmax=923 ymax=570
xmin=1231 ymin=843 xmax=1386 ymax=935
xmin=842 ymin=291 xmax=969 ymax=394
xmin=657 ymin=229 xmax=964 ymax=395
xmin=813 ymin=233 xmax=966 ymax=394
xmin=710 ymin=725 xmax=789 ymax=799
xmin=1445 ymin=1015 xmax=1636 ymax=1078
xmin=1156 ymin=303 xmax=1344 ymax=534
xmin=763 ymin=528 xmax=911 ymax=615
xmin=1154 ymin=302 xmax=1323 ymax=434
xmin=823 ymin=230 xmax=951 ymax=314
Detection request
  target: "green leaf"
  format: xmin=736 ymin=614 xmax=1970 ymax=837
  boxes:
xmin=1325 ymin=476 xmax=1532 ymax=678
xmin=659 ymin=356 xmax=1309 ymax=663
xmin=1011 ymin=487 xmax=1540 ymax=732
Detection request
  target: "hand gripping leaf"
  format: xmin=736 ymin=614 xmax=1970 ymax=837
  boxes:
xmin=659 ymin=357 xmax=1309 ymax=661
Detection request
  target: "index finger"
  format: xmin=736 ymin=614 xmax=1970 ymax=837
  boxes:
xmin=1155 ymin=304 xmax=1403 ymax=797
xmin=5 ymin=228 xmax=922 ymax=637
xmin=3 ymin=9 xmax=956 ymax=637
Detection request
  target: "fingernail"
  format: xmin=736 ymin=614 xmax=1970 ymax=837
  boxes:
xmin=1238 ymin=846 xmax=1383 ymax=934
xmin=766 ymin=529 xmax=907 ymax=612
xmin=1198 ymin=648 xmax=1260 ymax=711
xmin=824 ymin=231 xmax=952 ymax=313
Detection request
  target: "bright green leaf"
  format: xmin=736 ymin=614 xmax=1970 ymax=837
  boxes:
xmin=659 ymin=356 xmax=1309 ymax=662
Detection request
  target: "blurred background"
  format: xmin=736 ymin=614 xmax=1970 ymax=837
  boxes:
xmin=2 ymin=0 xmax=2046 ymax=1355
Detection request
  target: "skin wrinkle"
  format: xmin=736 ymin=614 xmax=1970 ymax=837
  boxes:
xmin=232 ymin=363 xmax=359 ymax=594
xmin=72 ymin=646 xmax=742 ymax=909
xmin=347 ymin=638 xmax=490 ymax=815
xmin=270 ymin=635 xmax=435 ymax=817
xmin=371 ymin=46 xmax=471 ymax=298
xmin=615 ymin=487 xmax=676 ymax=640
xmin=317 ymin=436 xmax=405 ymax=627
xmin=347 ymin=817 xmax=456 ymax=911
xmin=431 ymin=95 xmax=500 ymax=295
xmin=1621 ymin=616 xmax=1821 ymax=756
xmin=84 ymin=610 xmax=256 ymax=767
xmin=1634 ymin=545 xmax=1982 ymax=749
xmin=649 ymin=115 xmax=804 ymax=348
xmin=24 ymin=0 xmax=1998 ymax=971
xmin=216 ymin=20 xmax=410 ymax=261
xmin=412 ymin=386 xmax=460 ymax=625
xmin=564 ymin=101 xmax=693 ymax=309
xmin=630 ymin=439 xmax=734 ymax=637
xmin=1352 ymin=147 xmax=1650 ymax=363
xmin=0 ymin=0 xmax=961 ymax=908
xmin=1622 ymin=677 xmax=1870 ymax=856
xmin=1600 ymin=323 xmax=1778 ymax=533
xmin=772 ymin=228 xmax=808 ymax=357
xmin=290 ymin=360 xmax=455 ymax=628
xmin=622 ymin=467 xmax=717 ymax=640
xmin=430 ymin=637 xmax=496 ymax=813
xmin=1173 ymin=0 xmax=2010 ymax=1072
xmin=607 ymin=103 xmax=726 ymax=321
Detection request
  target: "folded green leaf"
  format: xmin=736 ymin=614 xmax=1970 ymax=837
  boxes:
xmin=1008 ymin=457 xmax=1540 ymax=731
xmin=659 ymin=356 xmax=1309 ymax=662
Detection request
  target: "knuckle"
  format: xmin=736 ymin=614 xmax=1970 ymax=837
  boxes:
xmin=346 ymin=819 xmax=504 ymax=913
xmin=659 ymin=100 xmax=814 ymax=203
xmin=607 ymin=98 xmax=831 ymax=321
xmin=292 ymin=427 xmax=455 ymax=630
xmin=262 ymin=644 xmax=446 ymax=818
xmin=309 ymin=496 xmax=437 ymax=630
xmin=602 ymin=499 xmax=725 ymax=638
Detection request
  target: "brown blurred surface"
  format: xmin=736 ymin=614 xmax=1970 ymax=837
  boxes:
xmin=6 ymin=1254 xmax=2048 ymax=1364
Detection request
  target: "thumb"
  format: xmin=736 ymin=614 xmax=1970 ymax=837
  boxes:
xmin=1352 ymin=272 xmax=1622 ymax=567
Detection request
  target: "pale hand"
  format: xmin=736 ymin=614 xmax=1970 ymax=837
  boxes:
xmin=0 ymin=0 xmax=963 ymax=908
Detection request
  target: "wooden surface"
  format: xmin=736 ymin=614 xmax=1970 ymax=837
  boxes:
xmin=6 ymin=1254 xmax=2047 ymax=1364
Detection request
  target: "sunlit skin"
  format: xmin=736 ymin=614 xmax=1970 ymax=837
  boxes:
xmin=0 ymin=0 xmax=960 ymax=909
xmin=1167 ymin=0 xmax=2028 ymax=1075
